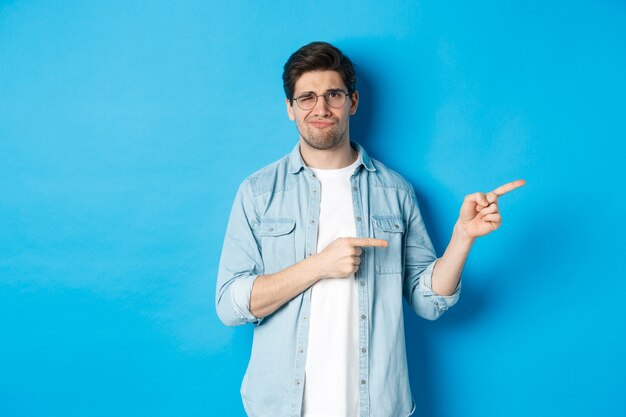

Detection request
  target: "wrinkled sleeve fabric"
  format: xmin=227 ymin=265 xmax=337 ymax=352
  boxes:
xmin=215 ymin=179 xmax=264 ymax=326
xmin=402 ymin=185 xmax=461 ymax=321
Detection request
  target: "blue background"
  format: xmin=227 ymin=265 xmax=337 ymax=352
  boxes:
xmin=1 ymin=1 xmax=625 ymax=416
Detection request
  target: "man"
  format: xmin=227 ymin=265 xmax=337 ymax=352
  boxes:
xmin=216 ymin=41 xmax=524 ymax=417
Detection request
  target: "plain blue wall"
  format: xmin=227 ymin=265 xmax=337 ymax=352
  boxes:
xmin=1 ymin=1 xmax=625 ymax=416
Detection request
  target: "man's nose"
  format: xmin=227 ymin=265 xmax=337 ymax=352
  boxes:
xmin=312 ymin=95 xmax=331 ymax=115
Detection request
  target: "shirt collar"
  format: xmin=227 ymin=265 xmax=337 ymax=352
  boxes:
xmin=287 ymin=140 xmax=376 ymax=174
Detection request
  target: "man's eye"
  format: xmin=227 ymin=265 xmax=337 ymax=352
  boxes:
xmin=327 ymin=92 xmax=339 ymax=98
xmin=299 ymin=95 xmax=315 ymax=102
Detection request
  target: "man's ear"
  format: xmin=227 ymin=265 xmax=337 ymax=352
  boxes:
xmin=349 ymin=90 xmax=359 ymax=116
xmin=286 ymin=98 xmax=295 ymax=121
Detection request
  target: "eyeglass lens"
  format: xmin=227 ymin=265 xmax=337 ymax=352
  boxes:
xmin=296 ymin=91 xmax=347 ymax=110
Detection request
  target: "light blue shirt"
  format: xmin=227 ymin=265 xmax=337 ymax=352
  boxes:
xmin=216 ymin=142 xmax=461 ymax=417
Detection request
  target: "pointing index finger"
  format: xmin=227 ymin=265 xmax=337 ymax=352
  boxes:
xmin=491 ymin=179 xmax=526 ymax=197
xmin=350 ymin=238 xmax=388 ymax=248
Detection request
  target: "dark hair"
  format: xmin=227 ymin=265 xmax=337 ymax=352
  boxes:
xmin=282 ymin=41 xmax=356 ymax=103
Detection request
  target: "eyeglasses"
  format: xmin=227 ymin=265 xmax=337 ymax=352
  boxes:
xmin=292 ymin=89 xmax=350 ymax=111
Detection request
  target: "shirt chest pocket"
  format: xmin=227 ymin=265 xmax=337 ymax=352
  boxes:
xmin=371 ymin=215 xmax=405 ymax=275
xmin=258 ymin=218 xmax=297 ymax=275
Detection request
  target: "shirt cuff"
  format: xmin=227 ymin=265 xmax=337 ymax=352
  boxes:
xmin=417 ymin=259 xmax=461 ymax=312
xmin=230 ymin=274 xmax=264 ymax=325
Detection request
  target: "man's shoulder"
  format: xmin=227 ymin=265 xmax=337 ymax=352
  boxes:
xmin=245 ymin=153 xmax=291 ymax=180
xmin=369 ymin=157 xmax=415 ymax=194
xmin=240 ymin=152 xmax=292 ymax=197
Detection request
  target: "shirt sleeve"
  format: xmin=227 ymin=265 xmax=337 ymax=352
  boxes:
xmin=215 ymin=179 xmax=264 ymax=326
xmin=402 ymin=186 xmax=461 ymax=321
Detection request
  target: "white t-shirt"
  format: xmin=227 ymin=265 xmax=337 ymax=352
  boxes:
xmin=302 ymin=156 xmax=361 ymax=417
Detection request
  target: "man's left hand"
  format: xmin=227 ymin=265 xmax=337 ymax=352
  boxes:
xmin=456 ymin=179 xmax=526 ymax=239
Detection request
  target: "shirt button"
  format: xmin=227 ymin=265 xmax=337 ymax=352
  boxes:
xmin=361 ymin=379 xmax=366 ymax=385
xmin=299 ymin=348 xmax=304 ymax=353
xmin=312 ymin=189 xmax=317 ymax=193
xmin=307 ymin=252 xmax=312 ymax=257
xmin=359 ymin=281 xmax=365 ymax=287
xmin=268 ymin=227 xmax=274 ymax=232
xmin=394 ymin=224 xmax=399 ymax=229
xmin=310 ymin=219 xmax=316 ymax=224
xmin=361 ymin=314 xmax=366 ymax=320
xmin=295 ymin=379 xmax=300 ymax=385
xmin=361 ymin=347 xmax=367 ymax=353
xmin=303 ymin=316 xmax=307 ymax=320
xmin=356 ymin=216 xmax=362 ymax=222
xmin=353 ymin=186 xmax=358 ymax=192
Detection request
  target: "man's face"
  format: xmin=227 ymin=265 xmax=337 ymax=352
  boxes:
xmin=286 ymin=70 xmax=359 ymax=150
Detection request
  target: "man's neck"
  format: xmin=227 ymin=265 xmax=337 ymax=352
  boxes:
xmin=299 ymin=138 xmax=358 ymax=170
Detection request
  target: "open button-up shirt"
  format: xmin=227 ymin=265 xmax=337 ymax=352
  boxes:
xmin=216 ymin=142 xmax=461 ymax=417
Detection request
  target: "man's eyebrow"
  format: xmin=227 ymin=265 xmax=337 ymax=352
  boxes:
xmin=296 ymin=88 xmax=345 ymax=96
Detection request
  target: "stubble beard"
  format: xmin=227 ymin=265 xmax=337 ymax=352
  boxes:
xmin=297 ymin=120 xmax=348 ymax=151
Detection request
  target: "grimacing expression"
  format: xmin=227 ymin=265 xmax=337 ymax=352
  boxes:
xmin=286 ymin=70 xmax=359 ymax=150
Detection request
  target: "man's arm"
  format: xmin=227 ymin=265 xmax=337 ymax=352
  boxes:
xmin=431 ymin=179 xmax=526 ymax=296
xmin=215 ymin=180 xmax=264 ymax=326
xmin=250 ymin=237 xmax=387 ymax=319
xmin=431 ymin=225 xmax=474 ymax=296
xmin=402 ymin=186 xmax=458 ymax=321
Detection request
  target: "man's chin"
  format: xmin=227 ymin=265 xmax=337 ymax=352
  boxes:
xmin=303 ymin=137 xmax=342 ymax=151
xmin=302 ymin=131 xmax=346 ymax=150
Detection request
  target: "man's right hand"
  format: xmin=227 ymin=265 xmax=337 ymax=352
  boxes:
xmin=312 ymin=237 xmax=388 ymax=280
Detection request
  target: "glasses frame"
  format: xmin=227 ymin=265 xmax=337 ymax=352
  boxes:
xmin=292 ymin=89 xmax=351 ymax=111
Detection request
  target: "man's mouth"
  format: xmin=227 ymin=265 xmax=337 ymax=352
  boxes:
xmin=309 ymin=119 xmax=334 ymax=128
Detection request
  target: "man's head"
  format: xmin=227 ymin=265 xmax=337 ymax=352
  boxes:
xmin=283 ymin=42 xmax=359 ymax=151
xmin=282 ymin=42 xmax=356 ymax=103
